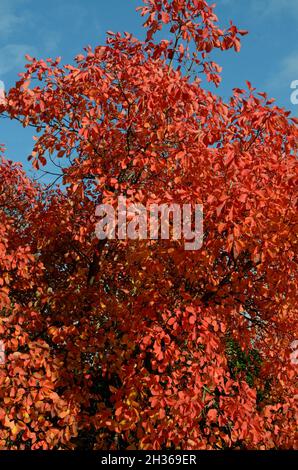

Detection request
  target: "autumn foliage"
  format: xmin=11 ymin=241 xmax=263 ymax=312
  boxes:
xmin=0 ymin=0 xmax=297 ymax=450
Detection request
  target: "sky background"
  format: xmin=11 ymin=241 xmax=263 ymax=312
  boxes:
xmin=0 ymin=0 xmax=297 ymax=180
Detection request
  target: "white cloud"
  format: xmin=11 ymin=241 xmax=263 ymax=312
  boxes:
xmin=256 ymin=0 xmax=298 ymax=16
xmin=221 ymin=0 xmax=298 ymax=17
xmin=0 ymin=11 xmax=22 ymax=36
xmin=0 ymin=1 xmax=35 ymax=76
xmin=0 ymin=0 xmax=26 ymax=36
xmin=282 ymin=53 xmax=298 ymax=79
xmin=0 ymin=0 xmax=59 ymax=77
xmin=0 ymin=44 xmax=37 ymax=75
xmin=266 ymin=51 xmax=298 ymax=92
xmin=43 ymin=31 xmax=61 ymax=54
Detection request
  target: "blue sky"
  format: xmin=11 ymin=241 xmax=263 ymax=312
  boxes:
xmin=0 ymin=0 xmax=297 ymax=179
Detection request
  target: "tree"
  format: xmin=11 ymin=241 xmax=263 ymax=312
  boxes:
xmin=0 ymin=0 xmax=297 ymax=450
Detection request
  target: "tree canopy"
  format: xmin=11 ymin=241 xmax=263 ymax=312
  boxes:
xmin=0 ymin=0 xmax=297 ymax=450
